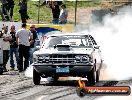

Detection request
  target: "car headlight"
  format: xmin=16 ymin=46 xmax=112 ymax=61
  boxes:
xmin=38 ymin=56 xmax=45 ymax=60
xmin=75 ymin=55 xmax=91 ymax=63
xmin=82 ymin=56 xmax=89 ymax=62
xmin=33 ymin=54 xmax=50 ymax=63
xmin=38 ymin=55 xmax=50 ymax=63
xmin=45 ymin=56 xmax=50 ymax=62
xmin=75 ymin=55 xmax=81 ymax=62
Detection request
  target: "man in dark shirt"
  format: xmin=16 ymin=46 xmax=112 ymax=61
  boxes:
xmin=19 ymin=0 xmax=29 ymax=23
xmin=0 ymin=0 xmax=14 ymax=21
xmin=6 ymin=0 xmax=15 ymax=20
xmin=29 ymin=24 xmax=37 ymax=65
xmin=9 ymin=25 xmax=19 ymax=70
xmin=49 ymin=1 xmax=62 ymax=24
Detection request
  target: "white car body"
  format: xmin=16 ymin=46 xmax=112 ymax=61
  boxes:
xmin=33 ymin=33 xmax=103 ymax=85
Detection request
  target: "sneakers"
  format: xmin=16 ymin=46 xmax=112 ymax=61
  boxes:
xmin=3 ymin=66 xmax=8 ymax=72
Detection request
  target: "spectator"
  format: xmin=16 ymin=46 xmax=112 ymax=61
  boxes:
xmin=16 ymin=23 xmax=33 ymax=72
xmin=0 ymin=0 xmax=14 ymax=21
xmin=18 ymin=0 xmax=29 ymax=23
xmin=49 ymin=1 xmax=62 ymax=24
xmin=59 ymin=4 xmax=68 ymax=24
xmin=1 ymin=0 xmax=9 ymax=21
xmin=9 ymin=25 xmax=19 ymax=71
xmin=2 ymin=26 xmax=12 ymax=72
xmin=6 ymin=0 xmax=15 ymax=21
xmin=29 ymin=24 xmax=38 ymax=65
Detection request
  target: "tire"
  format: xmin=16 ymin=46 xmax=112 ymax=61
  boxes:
xmin=0 ymin=66 xmax=3 ymax=75
xmin=96 ymin=69 xmax=100 ymax=82
xmin=87 ymin=67 xmax=96 ymax=85
xmin=33 ymin=68 xmax=41 ymax=85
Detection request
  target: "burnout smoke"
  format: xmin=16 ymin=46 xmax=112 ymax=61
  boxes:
xmin=25 ymin=65 xmax=33 ymax=77
xmin=77 ymin=6 xmax=132 ymax=80
xmin=25 ymin=65 xmax=51 ymax=81
xmin=25 ymin=7 xmax=132 ymax=81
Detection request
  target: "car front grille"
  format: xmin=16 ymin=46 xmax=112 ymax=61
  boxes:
xmin=49 ymin=54 xmax=75 ymax=64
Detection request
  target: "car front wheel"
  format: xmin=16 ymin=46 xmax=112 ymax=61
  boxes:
xmin=96 ymin=69 xmax=100 ymax=82
xmin=0 ymin=66 xmax=3 ymax=75
xmin=33 ymin=68 xmax=41 ymax=85
xmin=87 ymin=67 xmax=96 ymax=85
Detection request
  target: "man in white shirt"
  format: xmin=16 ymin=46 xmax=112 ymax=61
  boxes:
xmin=59 ymin=4 xmax=68 ymax=24
xmin=2 ymin=26 xmax=12 ymax=72
xmin=16 ymin=23 xmax=33 ymax=72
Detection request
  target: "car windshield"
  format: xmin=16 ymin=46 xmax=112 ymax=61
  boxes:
xmin=43 ymin=35 xmax=92 ymax=48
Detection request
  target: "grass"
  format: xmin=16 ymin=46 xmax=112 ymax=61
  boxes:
xmin=0 ymin=0 xmax=101 ymax=24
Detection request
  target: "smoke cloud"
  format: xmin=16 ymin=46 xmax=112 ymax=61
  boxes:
xmin=76 ymin=6 xmax=132 ymax=80
xmin=25 ymin=6 xmax=132 ymax=81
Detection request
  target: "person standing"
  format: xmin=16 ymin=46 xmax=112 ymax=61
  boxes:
xmin=16 ymin=23 xmax=33 ymax=72
xmin=18 ymin=0 xmax=29 ymax=23
xmin=29 ymin=24 xmax=37 ymax=65
xmin=49 ymin=1 xmax=62 ymax=24
xmin=9 ymin=25 xmax=19 ymax=70
xmin=59 ymin=4 xmax=68 ymax=24
xmin=1 ymin=0 xmax=9 ymax=21
xmin=2 ymin=26 xmax=12 ymax=72
xmin=6 ymin=0 xmax=15 ymax=21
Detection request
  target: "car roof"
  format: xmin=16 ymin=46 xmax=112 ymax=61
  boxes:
xmin=47 ymin=33 xmax=89 ymax=37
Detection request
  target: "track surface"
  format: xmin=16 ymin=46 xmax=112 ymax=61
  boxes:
xmin=0 ymin=68 xmax=132 ymax=100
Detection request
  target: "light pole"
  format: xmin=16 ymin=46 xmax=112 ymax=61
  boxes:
xmin=38 ymin=0 xmax=40 ymax=24
xmin=75 ymin=0 xmax=77 ymax=26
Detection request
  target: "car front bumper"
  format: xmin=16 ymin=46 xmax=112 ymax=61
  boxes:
xmin=33 ymin=63 xmax=94 ymax=76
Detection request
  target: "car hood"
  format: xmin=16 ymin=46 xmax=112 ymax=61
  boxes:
xmin=34 ymin=47 xmax=94 ymax=55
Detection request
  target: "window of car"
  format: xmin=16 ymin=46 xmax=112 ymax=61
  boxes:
xmin=42 ymin=35 xmax=94 ymax=48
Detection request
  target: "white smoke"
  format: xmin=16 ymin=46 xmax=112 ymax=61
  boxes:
xmin=25 ymin=64 xmax=53 ymax=81
xmin=25 ymin=65 xmax=33 ymax=77
xmin=25 ymin=6 xmax=132 ymax=81
xmin=77 ymin=6 xmax=132 ymax=80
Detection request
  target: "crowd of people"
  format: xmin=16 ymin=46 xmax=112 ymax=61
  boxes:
xmin=49 ymin=1 xmax=68 ymax=24
xmin=0 ymin=0 xmax=69 ymax=73
xmin=0 ymin=0 xmax=68 ymax=24
xmin=0 ymin=23 xmax=38 ymax=72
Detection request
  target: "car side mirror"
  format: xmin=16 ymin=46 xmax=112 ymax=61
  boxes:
xmin=94 ymin=45 xmax=100 ymax=49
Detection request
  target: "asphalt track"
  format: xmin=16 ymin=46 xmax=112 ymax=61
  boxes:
xmin=0 ymin=63 xmax=132 ymax=100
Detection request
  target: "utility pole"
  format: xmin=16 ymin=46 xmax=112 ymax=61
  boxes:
xmin=75 ymin=0 xmax=77 ymax=26
xmin=112 ymin=0 xmax=116 ymax=12
xmin=38 ymin=0 xmax=40 ymax=24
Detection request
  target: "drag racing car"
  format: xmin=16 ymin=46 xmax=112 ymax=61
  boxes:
xmin=33 ymin=33 xmax=103 ymax=85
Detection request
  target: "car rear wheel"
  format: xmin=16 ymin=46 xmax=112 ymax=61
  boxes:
xmin=0 ymin=66 xmax=3 ymax=75
xmin=33 ymin=68 xmax=41 ymax=85
xmin=87 ymin=67 xmax=96 ymax=85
